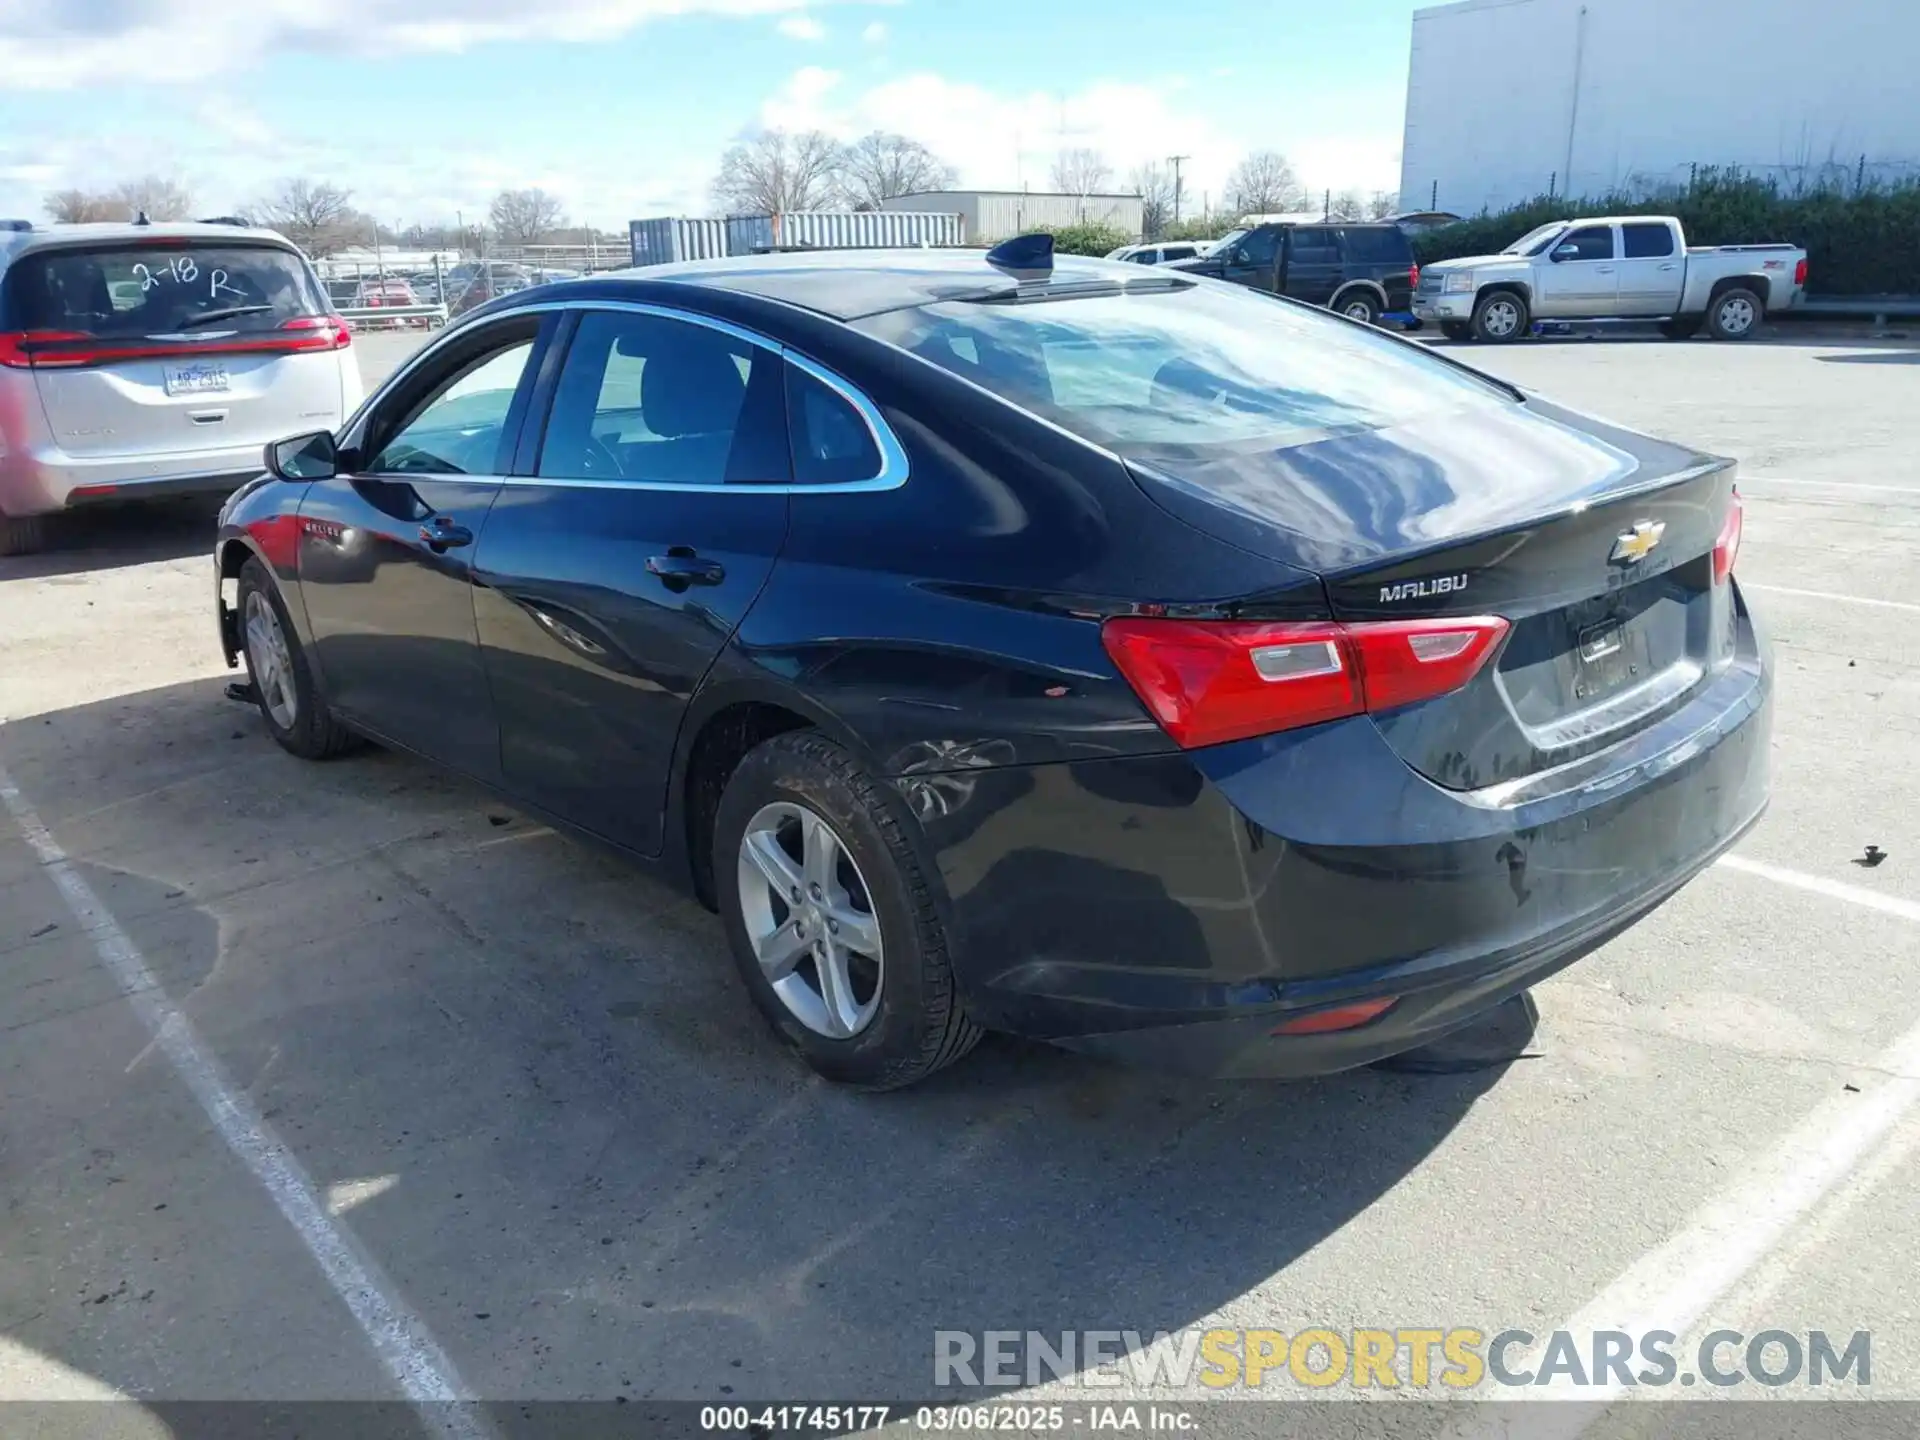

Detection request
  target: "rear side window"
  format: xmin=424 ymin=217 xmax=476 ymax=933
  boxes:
xmin=11 ymin=244 xmax=324 ymax=336
xmin=785 ymin=363 xmax=882 ymax=486
xmin=1622 ymin=223 xmax=1676 ymax=259
xmin=537 ymin=310 xmax=788 ymax=486
xmin=1340 ymin=226 xmax=1414 ymax=265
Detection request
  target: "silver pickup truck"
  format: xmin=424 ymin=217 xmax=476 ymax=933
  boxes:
xmin=1414 ymin=215 xmax=1807 ymax=343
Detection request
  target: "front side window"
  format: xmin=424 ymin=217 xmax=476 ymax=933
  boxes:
xmin=537 ymin=310 xmax=785 ymax=486
xmin=1622 ymin=222 xmax=1676 ymax=259
xmin=856 ymin=279 xmax=1507 ymax=459
xmin=1557 ymin=226 xmax=1616 ymax=262
xmin=367 ymin=338 xmax=536 ymax=475
xmin=1235 ymin=228 xmax=1279 ymax=266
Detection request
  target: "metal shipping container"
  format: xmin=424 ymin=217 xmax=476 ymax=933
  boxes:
xmin=628 ymin=216 xmax=729 ymax=267
xmin=724 ymin=210 xmax=966 ymax=255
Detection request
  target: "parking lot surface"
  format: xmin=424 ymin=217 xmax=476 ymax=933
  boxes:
xmin=3 ymin=332 xmax=1916 ymax=1434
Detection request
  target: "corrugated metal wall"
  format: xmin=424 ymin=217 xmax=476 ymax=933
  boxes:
xmin=627 ymin=217 xmax=729 ymax=267
xmin=880 ymin=192 xmax=1145 ymax=242
xmin=724 ymin=211 xmax=966 ymax=253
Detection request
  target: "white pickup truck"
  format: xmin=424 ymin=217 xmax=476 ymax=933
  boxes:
xmin=1414 ymin=215 xmax=1807 ymax=343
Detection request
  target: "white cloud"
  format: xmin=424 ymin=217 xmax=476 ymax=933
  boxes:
xmin=0 ymin=0 xmax=831 ymax=87
xmin=861 ymin=21 xmax=887 ymax=43
xmin=756 ymin=68 xmax=1400 ymax=210
xmin=777 ymin=14 xmax=826 ymax=40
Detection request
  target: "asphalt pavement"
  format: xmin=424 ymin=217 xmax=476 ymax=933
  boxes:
xmin=1 ymin=329 xmax=1915 ymax=1437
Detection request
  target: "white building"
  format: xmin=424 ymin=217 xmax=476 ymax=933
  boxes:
xmin=1399 ymin=0 xmax=1920 ymax=216
xmin=879 ymin=191 xmax=1146 ymax=243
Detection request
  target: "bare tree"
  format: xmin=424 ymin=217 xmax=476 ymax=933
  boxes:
xmin=1225 ymin=150 xmax=1306 ymax=216
xmin=44 ymin=188 xmax=117 ymax=223
xmin=1050 ymin=147 xmax=1113 ymax=199
xmin=1366 ymin=190 xmax=1399 ymax=220
xmin=712 ymin=129 xmax=842 ymax=215
xmin=489 ymin=188 xmax=566 ymax=246
xmin=1327 ymin=188 xmax=1367 ymax=221
xmin=1129 ymin=162 xmax=1176 ymax=238
xmin=254 ymin=178 xmax=358 ymax=256
xmin=834 ymin=131 xmax=956 ymax=210
xmin=114 ymin=174 xmax=194 ymax=221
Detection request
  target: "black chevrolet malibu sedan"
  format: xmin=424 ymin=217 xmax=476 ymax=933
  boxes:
xmin=214 ymin=238 xmax=1770 ymax=1089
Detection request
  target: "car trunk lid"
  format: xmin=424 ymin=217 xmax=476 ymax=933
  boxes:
xmin=1126 ymin=396 xmax=1745 ymax=787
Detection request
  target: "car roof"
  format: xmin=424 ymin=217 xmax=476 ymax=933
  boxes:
xmin=565 ymin=248 xmax=1172 ymax=322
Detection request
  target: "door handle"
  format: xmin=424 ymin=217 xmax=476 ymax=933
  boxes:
xmin=418 ymin=516 xmax=473 ymax=552
xmin=646 ymin=547 xmax=726 ymax=592
xmin=1597 ymin=267 xmax=1615 ymax=274
xmin=1658 ymin=263 xmax=1679 ymax=271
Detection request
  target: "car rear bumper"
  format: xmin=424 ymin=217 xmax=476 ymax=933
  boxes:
xmin=915 ymin=599 xmax=1771 ymax=1079
xmin=2 ymin=439 xmax=269 ymax=516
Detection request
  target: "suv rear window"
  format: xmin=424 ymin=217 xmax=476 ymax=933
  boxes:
xmin=857 ymin=280 xmax=1507 ymax=456
xmin=11 ymin=244 xmax=325 ymax=337
xmin=1340 ymin=226 xmax=1414 ymax=264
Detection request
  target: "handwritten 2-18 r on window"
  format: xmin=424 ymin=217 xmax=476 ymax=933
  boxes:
xmin=131 ymin=256 xmax=249 ymax=303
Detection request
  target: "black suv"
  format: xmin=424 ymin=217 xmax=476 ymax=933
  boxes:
xmin=1172 ymin=222 xmax=1416 ymax=324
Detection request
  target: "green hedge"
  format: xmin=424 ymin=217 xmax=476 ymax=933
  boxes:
xmin=1018 ymin=221 xmax=1136 ymax=257
xmin=1411 ymin=171 xmax=1920 ymax=297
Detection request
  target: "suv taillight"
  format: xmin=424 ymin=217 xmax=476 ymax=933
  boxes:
xmin=1101 ymin=615 xmax=1510 ymax=749
xmin=280 ymin=314 xmax=353 ymax=349
xmin=1410 ymin=262 xmax=1420 ymax=289
xmin=0 ymin=330 xmax=89 ymax=368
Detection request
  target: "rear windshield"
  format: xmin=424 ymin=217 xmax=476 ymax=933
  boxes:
xmin=853 ymin=280 xmax=1509 ymax=458
xmin=10 ymin=243 xmax=325 ymax=337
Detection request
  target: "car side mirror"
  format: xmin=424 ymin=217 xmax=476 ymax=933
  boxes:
xmin=1551 ymin=244 xmax=1579 ymax=263
xmin=266 ymin=430 xmax=338 ymax=481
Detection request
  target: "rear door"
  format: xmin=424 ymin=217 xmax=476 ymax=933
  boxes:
xmin=1535 ymin=223 xmax=1619 ymax=316
xmin=1279 ymin=226 xmax=1343 ymax=307
xmin=298 ymin=313 xmax=552 ymax=780
xmin=471 ymin=304 xmax=793 ymax=855
xmin=9 ymin=239 xmax=348 ymax=462
xmin=1615 ymin=221 xmax=1685 ymax=315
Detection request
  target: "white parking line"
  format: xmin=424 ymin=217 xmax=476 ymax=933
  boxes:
xmin=1741 ymin=583 xmax=1920 ymax=613
xmin=1440 ymin=856 xmax=1920 ymax=1437
xmin=1716 ymin=853 xmax=1920 ymax=924
xmin=0 ymin=763 xmax=492 ymax=1439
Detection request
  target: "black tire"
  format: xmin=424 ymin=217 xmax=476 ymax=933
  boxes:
xmin=0 ymin=512 xmax=48 ymax=557
xmin=1471 ymin=289 xmax=1529 ymax=343
xmin=1707 ymin=287 xmax=1764 ymax=341
xmin=713 ymin=730 xmax=983 ymax=1090
xmin=1440 ymin=321 xmax=1473 ymax=342
xmin=1333 ymin=289 xmax=1381 ymax=326
xmin=1659 ymin=316 xmax=1704 ymax=340
xmin=236 ymin=558 xmax=361 ymax=760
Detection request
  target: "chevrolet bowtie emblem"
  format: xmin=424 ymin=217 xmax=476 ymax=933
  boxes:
xmin=1610 ymin=520 xmax=1666 ymax=565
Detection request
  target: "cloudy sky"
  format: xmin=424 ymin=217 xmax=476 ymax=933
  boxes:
xmin=0 ymin=0 xmax=1424 ymax=229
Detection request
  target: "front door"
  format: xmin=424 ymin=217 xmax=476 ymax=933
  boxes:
xmin=472 ymin=305 xmax=793 ymax=855
xmin=1222 ymin=227 xmax=1281 ymax=292
xmin=1614 ymin=220 xmax=1686 ymax=316
xmin=1280 ymin=226 xmax=1343 ymax=307
xmin=1535 ymin=223 xmax=1619 ymax=317
xmin=296 ymin=315 xmax=551 ymax=780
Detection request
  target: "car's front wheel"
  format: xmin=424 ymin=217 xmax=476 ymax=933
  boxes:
xmin=1471 ymin=289 xmax=1529 ymax=343
xmin=714 ymin=731 xmax=982 ymax=1089
xmin=237 ymin=558 xmax=361 ymax=760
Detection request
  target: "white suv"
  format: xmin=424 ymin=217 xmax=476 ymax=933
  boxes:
xmin=0 ymin=220 xmax=363 ymax=555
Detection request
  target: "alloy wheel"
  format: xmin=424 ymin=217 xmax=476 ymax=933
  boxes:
xmin=1718 ymin=296 xmax=1756 ymax=335
xmin=243 ymin=590 xmax=299 ymax=729
xmin=736 ymin=801 xmax=884 ymax=1038
xmin=1482 ymin=299 xmax=1520 ymax=337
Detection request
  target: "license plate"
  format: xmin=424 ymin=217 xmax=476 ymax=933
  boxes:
xmin=1574 ymin=618 xmax=1639 ymax=701
xmin=164 ymin=362 xmax=229 ymax=396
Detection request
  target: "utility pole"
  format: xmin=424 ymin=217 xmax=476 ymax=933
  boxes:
xmin=1169 ymin=154 xmax=1190 ymax=225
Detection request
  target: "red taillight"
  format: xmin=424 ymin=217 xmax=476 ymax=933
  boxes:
xmin=0 ymin=316 xmax=350 ymax=369
xmin=280 ymin=314 xmax=353 ymax=350
xmin=1794 ymin=257 xmax=1808 ymax=286
xmin=1410 ymin=262 xmax=1420 ymax=289
xmin=1273 ymin=997 xmax=1398 ymax=1036
xmin=0 ymin=330 xmax=90 ymax=368
xmin=1100 ymin=614 xmax=1510 ymax=749
xmin=1713 ymin=489 xmax=1744 ymax=585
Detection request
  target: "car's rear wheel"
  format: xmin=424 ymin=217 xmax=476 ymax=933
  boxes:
xmin=1707 ymin=288 xmax=1763 ymax=341
xmin=0 ymin=511 xmax=47 ymax=557
xmin=714 ymin=730 xmax=982 ymax=1090
xmin=1334 ymin=290 xmax=1381 ymax=326
xmin=1440 ymin=321 xmax=1473 ymax=342
xmin=1471 ymin=289 xmax=1529 ymax=343
xmin=237 ymin=558 xmax=361 ymax=760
